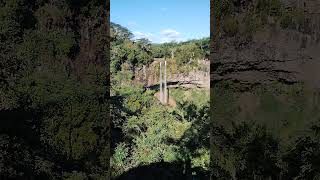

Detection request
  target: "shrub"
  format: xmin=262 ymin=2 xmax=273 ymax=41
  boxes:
xmin=269 ymin=0 xmax=282 ymax=16
xmin=256 ymin=0 xmax=282 ymax=16
xmin=223 ymin=16 xmax=238 ymax=36
xmin=214 ymin=0 xmax=234 ymax=19
xmin=292 ymin=9 xmax=305 ymax=29
xmin=280 ymin=12 xmax=295 ymax=29
xmin=256 ymin=0 xmax=282 ymax=24
xmin=280 ymin=8 xmax=305 ymax=30
xmin=111 ymin=143 xmax=130 ymax=177
xmin=244 ymin=14 xmax=261 ymax=34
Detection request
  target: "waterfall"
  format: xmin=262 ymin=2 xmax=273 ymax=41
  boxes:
xmin=160 ymin=61 xmax=163 ymax=103
xmin=143 ymin=65 xmax=146 ymax=80
xmin=159 ymin=60 xmax=168 ymax=105
xmin=164 ymin=60 xmax=167 ymax=104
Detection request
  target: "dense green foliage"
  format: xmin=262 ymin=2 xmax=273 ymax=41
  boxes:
xmin=211 ymin=82 xmax=320 ymax=179
xmin=110 ymin=23 xmax=209 ymax=77
xmin=0 ymin=0 xmax=109 ymax=179
xmin=110 ymin=23 xmax=210 ymax=179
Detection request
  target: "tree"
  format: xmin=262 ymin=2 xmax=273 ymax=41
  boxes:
xmin=111 ymin=22 xmax=133 ymax=45
xmin=175 ymin=43 xmax=204 ymax=65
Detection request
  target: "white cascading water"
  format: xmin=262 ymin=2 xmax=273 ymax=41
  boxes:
xmin=159 ymin=61 xmax=163 ymax=103
xmin=164 ymin=60 xmax=167 ymax=104
xmin=159 ymin=60 xmax=168 ymax=104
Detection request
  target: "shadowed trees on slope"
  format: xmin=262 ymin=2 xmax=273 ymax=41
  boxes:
xmin=114 ymin=162 xmax=186 ymax=180
xmin=210 ymin=122 xmax=281 ymax=180
xmin=0 ymin=0 xmax=109 ymax=179
xmin=210 ymin=83 xmax=320 ymax=179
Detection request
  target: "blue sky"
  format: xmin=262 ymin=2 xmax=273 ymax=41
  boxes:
xmin=111 ymin=0 xmax=209 ymax=43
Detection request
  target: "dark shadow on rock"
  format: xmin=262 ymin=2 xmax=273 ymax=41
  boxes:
xmin=146 ymin=81 xmax=203 ymax=90
xmin=114 ymin=162 xmax=189 ymax=180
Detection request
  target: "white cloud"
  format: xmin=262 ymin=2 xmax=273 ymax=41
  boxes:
xmin=161 ymin=29 xmax=180 ymax=38
xmin=131 ymin=29 xmax=183 ymax=44
xmin=133 ymin=31 xmax=154 ymax=41
xmin=159 ymin=29 xmax=182 ymax=43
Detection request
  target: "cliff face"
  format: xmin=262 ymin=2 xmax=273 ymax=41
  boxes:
xmin=211 ymin=0 xmax=320 ymax=91
xmin=212 ymin=27 xmax=320 ymax=91
xmin=210 ymin=1 xmax=320 ymax=129
xmin=282 ymin=0 xmax=320 ymax=14
xmin=134 ymin=59 xmax=210 ymax=89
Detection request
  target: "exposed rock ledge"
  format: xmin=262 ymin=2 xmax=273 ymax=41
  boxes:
xmin=211 ymin=27 xmax=320 ymax=91
xmin=134 ymin=60 xmax=210 ymax=90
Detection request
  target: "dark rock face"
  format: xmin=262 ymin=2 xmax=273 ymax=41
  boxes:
xmin=210 ymin=0 xmax=320 ymax=91
xmin=211 ymin=27 xmax=320 ymax=91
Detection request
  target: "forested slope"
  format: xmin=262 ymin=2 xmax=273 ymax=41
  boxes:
xmin=0 ymin=0 xmax=109 ymax=179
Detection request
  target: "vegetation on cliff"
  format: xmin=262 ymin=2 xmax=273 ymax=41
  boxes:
xmin=214 ymin=0 xmax=313 ymax=40
xmin=110 ymin=23 xmax=210 ymax=179
xmin=211 ymin=82 xmax=320 ymax=179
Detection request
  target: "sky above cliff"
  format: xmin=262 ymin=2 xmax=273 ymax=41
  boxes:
xmin=111 ymin=0 xmax=209 ymax=43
